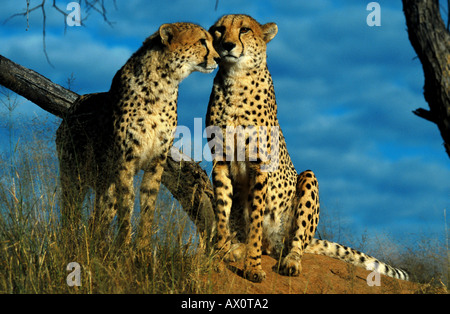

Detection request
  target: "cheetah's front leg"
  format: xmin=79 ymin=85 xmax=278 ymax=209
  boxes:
xmin=243 ymin=164 xmax=268 ymax=283
xmin=212 ymin=161 xmax=234 ymax=257
xmin=137 ymin=158 xmax=166 ymax=250
xmin=115 ymin=168 xmax=135 ymax=247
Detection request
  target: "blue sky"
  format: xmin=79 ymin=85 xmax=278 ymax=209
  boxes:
xmin=0 ymin=0 xmax=449 ymax=248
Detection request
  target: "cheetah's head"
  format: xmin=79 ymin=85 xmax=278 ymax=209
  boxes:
xmin=158 ymin=23 xmax=219 ymax=79
xmin=209 ymin=15 xmax=277 ymax=71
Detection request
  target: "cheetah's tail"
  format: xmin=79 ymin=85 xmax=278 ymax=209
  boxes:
xmin=304 ymin=238 xmax=409 ymax=281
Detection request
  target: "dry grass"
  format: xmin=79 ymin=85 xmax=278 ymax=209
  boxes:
xmin=0 ymin=103 xmax=447 ymax=294
xmin=0 ymin=157 xmax=217 ymax=294
xmin=0 ymin=105 xmax=217 ymax=294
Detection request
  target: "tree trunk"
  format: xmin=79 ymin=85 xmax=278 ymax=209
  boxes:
xmin=402 ymin=0 xmax=450 ymax=158
xmin=0 ymin=54 xmax=215 ymax=241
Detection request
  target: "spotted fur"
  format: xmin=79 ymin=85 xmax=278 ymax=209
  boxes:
xmin=56 ymin=23 xmax=219 ymax=249
xmin=306 ymin=239 xmax=409 ymax=280
xmin=206 ymin=14 xmax=319 ymax=282
xmin=206 ymin=14 xmax=408 ymax=282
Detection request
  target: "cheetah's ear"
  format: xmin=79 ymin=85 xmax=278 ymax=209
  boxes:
xmin=261 ymin=22 xmax=278 ymax=43
xmin=159 ymin=24 xmax=175 ymax=46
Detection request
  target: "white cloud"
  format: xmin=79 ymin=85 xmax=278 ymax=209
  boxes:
xmin=1 ymin=30 xmax=132 ymax=93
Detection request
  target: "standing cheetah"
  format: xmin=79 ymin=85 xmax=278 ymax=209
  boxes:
xmin=206 ymin=14 xmax=408 ymax=282
xmin=56 ymin=23 xmax=219 ymax=249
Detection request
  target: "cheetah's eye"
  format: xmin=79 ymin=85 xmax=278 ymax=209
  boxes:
xmin=199 ymin=38 xmax=207 ymax=47
xmin=240 ymin=27 xmax=251 ymax=34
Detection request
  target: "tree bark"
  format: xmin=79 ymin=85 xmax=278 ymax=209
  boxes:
xmin=0 ymin=55 xmax=77 ymax=117
xmin=0 ymin=54 xmax=215 ymax=241
xmin=402 ymin=0 xmax=450 ymax=158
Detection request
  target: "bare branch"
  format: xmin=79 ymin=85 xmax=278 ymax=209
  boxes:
xmin=3 ymin=0 xmax=117 ymax=65
xmin=2 ymin=0 xmax=42 ymax=27
xmin=412 ymin=108 xmax=437 ymax=123
xmin=84 ymin=0 xmax=115 ymax=27
xmin=40 ymin=0 xmax=54 ymax=68
xmin=51 ymin=0 xmax=69 ymax=33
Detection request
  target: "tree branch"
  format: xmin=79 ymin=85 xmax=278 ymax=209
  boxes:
xmin=0 ymin=53 xmax=215 ymax=240
xmin=0 ymin=55 xmax=76 ymax=116
xmin=403 ymin=0 xmax=450 ymax=158
xmin=3 ymin=1 xmax=117 ymax=65
xmin=413 ymin=108 xmax=438 ymax=123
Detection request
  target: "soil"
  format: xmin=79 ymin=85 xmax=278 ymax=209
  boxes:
xmin=201 ymin=254 xmax=420 ymax=294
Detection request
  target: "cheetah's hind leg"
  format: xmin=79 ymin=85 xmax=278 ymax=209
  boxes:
xmin=275 ymin=170 xmax=320 ymax=276
xmin=59 ymin=170 xmax=87 ymax=254
xmin=88 ymin=182 xmax=118 ymax=248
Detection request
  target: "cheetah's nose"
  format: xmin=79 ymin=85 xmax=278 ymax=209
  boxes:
xmin=222 ymin=42 xmax=236 ymax=52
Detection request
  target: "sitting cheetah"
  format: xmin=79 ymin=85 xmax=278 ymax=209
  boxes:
xmin=56 ymin=22 xmax=219 ymax=249
xmin=206 ymin=14 xmax=408 ymax=282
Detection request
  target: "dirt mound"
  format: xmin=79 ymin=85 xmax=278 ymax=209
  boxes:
xmin=202 ymin=254 xmax=419 ymax=294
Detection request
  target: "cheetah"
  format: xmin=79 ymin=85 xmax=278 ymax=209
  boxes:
xmin=206 ymin=14 xmax=408 ymax=282
xmin=56 ymin=22 xmax=219 ymax=249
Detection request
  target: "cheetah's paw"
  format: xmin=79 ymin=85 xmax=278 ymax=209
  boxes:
xmin=275 ymin=253 xmax=302 ymax=276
